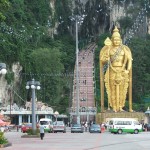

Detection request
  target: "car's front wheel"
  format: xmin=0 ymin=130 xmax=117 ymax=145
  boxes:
xmin=134 ymin=129 xmax=139 ymax=134
xmin=118 ymin=129 xmax=123 ymax=134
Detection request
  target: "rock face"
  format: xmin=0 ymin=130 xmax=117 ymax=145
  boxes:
xmin=0 ymin=62 xmax=22 ymax=108
xmin=46 ymin=0 xmax=149 ymax=40
xmin=48 ymin=0 xmax=57 ymax=38
xmin=79 ymin=0 xmax=89 ymax=5
xmin=1 ymin=0 xmax=149 ymax=107
xmin=109 ymin=0 xmax=125 ymax=30
xmin=148 ymin=18 xmax=150 ymax=34
xmin=73 ymin=0 xmax=149 ymax=38
xmin=0 ymin=75 xmax=7 ymax=106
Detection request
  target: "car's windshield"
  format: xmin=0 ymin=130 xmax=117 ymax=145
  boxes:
xmin=73 ymin=124 xmax=81 ymax=127
xmin=134 ymin=121 xmax=140 ymax=125
xmin=91 ymin=124 xmax=100 ymax=128
xmin=53 ymin=121 xmax=64 ymax=125
xmin=40 ymin=121 xmax=49 ymax=125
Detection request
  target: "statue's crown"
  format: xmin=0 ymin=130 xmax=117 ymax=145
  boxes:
xmin=112 ymin=26 xmax=121 ymax=38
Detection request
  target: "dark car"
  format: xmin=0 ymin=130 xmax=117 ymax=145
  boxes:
xmin=89 ymin=124 xmax=101 ymax=133
xmin=53 ymin=121 xmax=66 ymax=133
xmin=71 ymin=124 xmax=84 ymax=133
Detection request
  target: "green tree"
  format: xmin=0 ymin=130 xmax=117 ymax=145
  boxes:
xmin=30 ymin=48 xmax=64 ymax=74
xmin=129 ymin=37 xmax=150 ymax=104
xmin=0 ymin=0 xmax=10 ymax=21
xmin=28 ymin=48 xmax=64 ymax=105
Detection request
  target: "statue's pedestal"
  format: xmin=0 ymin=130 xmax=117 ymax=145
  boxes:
xmin=96 ymin=111 xmax=145 ymax=123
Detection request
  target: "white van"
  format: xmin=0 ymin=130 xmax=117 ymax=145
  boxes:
xmin=39 ymin=118 xmax=53 ymax=133
xmin=108 ymin=118 xmax=142 ymax=134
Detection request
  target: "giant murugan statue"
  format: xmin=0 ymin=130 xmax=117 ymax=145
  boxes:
xmin=100 ymin=26 xmax=133 ymax=112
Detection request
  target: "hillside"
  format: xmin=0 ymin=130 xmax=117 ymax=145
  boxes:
xmin=0 ymin=0 xmax=150 ymax=113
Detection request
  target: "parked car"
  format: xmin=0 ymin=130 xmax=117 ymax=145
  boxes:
xmin=21 ymin=123 xmax=32 ymax=133
xmin=108 ymin=118 xmax=142 ymax=134
xmin=39 ymin=118 xmax=53 ymax=133
xmin=53 ymin=121 xmax=66 ymax=133
xmin=71 ymin=124 xmax=84 ymax=133
xmin=89 ymin=124 xmax=101 ymax=133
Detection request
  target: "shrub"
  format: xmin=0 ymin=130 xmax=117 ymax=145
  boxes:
xmin=27 ymin=129 xmax=40 ymax=135
xmin=0 ymin=132 xmax=8 ymax=145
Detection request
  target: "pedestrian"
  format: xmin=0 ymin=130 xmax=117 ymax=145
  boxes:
xmin=40 ymin=123 xmax=45 ymax=140
xmin=85 ymin=122 xmax=88 ymax=132
xmin=17 ymin=125 xmax=19 ymax=132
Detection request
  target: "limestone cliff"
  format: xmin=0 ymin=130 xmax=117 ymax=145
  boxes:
xmin=0 ymin=0 xmax=149 ymax=108
xmin=0 ymin=63 xmax=22 ymax=109
xmin=72 ymin=0 xmax=149 ymax=40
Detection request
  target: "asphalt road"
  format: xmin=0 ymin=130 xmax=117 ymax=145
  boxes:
xmin=2 ymin=128 xmax=150 ymax=150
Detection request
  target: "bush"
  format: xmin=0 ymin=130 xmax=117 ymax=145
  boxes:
xmin=0 ymin=132 xmax=8 ymax=145
xmin=27 ymin=129 xmax=40 ymax=135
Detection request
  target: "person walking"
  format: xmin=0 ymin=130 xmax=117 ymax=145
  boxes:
xmin=40 ymin=123 xmax=45 ymax=140
xmin=85 ymin=122 xmax=88 ymax=132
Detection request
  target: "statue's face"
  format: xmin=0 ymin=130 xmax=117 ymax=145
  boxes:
xmin=112 ymin=37 xmax=121 ymax=46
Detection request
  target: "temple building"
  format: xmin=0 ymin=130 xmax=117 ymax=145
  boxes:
xmin=1 ymin=101 xmax=54 ymax=125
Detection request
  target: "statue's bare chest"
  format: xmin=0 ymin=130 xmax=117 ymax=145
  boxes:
xmin=110 ymin=47 xmax=125 ymax=56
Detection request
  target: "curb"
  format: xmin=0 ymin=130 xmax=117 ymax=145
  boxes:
xmin=21 ymin=134 xmax=40 ymax=138
xmin=0 ymin=142 xmax=12 ymax=148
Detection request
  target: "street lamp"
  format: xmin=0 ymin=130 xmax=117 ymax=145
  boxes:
xmin=0 ymin=63 xmax=7 ymax=75
xmin=54 ymin=111 xmax=59 ymax=123
xmin=0 ymin=63 xmax=7 ymax=113
xmin=145 ymin=107 xmax=150 ymax=123
xmin=70 ymin=14 xmax=86 ymax=124
xmin=26 ymin=79 xmax=40 ymax=134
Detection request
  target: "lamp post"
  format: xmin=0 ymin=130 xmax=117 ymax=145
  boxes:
xmin=70 ymin=14 xmax=86 ymax=124
xmin=26 ymin=79 xmax=40 ymax=134
xmin=54 ymin=111 xmax=59 ymax=123
xmin=145 ymin=107 xmax=150 ymax=123
xmin=0 ymin=63 xmax=7 ymax=112
xmin=75 ymin=16 xmax=80 ymax=124
xmin=0 ymin=63 xmax=7 ymax=75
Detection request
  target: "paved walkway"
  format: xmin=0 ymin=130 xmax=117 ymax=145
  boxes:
xmin=3 ymin=131 xmax=61 ymax=150
xmin=2 ymin=129 xmax=98 ymax=150
xmin=2 ymin=130 xmax=150 ymax=150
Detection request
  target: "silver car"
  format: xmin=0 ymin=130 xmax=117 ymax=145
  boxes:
xmin=53 ymin=121 xmax=66 ymax=133
xmin=71 ymin=124 xmax=84 ymax=133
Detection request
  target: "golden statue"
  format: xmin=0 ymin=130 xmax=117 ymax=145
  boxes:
xmin=99 ymin=26 xmax=133 ymax=112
